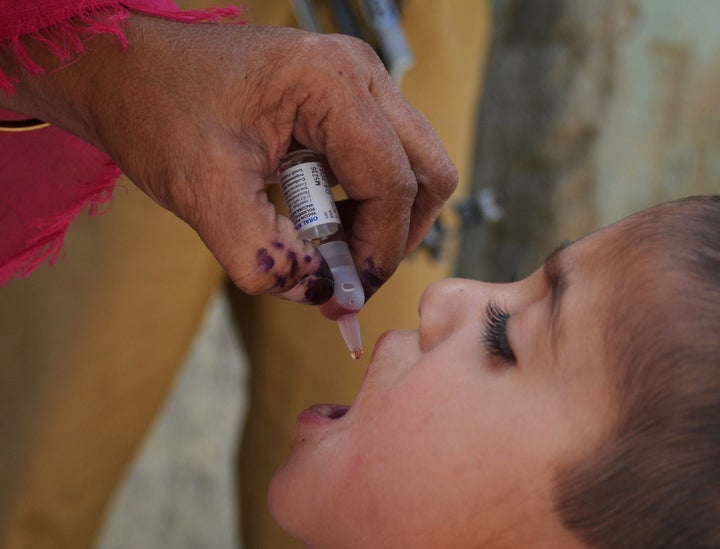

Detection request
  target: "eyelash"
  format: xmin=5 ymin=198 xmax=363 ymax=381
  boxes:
xmin=482 ymin=302 xmax=516 ymax=364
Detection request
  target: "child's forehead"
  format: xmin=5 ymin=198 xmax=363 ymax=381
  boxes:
xmin=560 ymin=210 xmax=674 ymax=361
xmin=569 ymin=210 xmax=663 ymax=267
xmin=555 ymin=216 xmax=663 ymax=328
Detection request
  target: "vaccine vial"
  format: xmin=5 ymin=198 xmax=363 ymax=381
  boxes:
xmin=278 ymin=149 xmax=365 ymax=359
xmin=278 ymin=149 xmax=341 ymax=242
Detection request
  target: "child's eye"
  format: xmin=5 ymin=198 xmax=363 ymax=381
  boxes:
xmin=482 ymin=302 xmax=516 ymax=364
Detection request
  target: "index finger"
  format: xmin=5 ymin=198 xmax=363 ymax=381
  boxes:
xmin=323 ymin=103 xmax=417 ymax=297
xmin=324 ymin=82 xmax=456 ymax=297
xmin=188 ymin=155 xmax=336 ymax=305
xmin=368 ymin=70 xmax=459 ymax=253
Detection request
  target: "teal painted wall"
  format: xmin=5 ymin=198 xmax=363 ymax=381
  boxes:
xmin=595 ymin=0 xmax=720 ymax=225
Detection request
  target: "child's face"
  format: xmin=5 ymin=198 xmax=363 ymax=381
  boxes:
xmin=269 ymin=226 xmax=622 ymax=548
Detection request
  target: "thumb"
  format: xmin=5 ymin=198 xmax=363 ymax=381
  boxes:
xmin=190 ymin=166 xmax=335 ymax=305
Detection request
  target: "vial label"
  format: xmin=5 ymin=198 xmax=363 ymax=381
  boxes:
xmin=279 ymin=161 xmax=340 ymax=232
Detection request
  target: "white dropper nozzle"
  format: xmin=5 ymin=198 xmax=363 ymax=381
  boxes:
xmin=317 ymin=240 xmax=365 ymax=359
xmin=337 ymin=313 xmax=363 ymax=360
xmin=277 ymin=149 xmax=365 ymax=359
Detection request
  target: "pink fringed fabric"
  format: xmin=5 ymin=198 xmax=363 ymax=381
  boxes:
xmin=0 ymin=114 xmax=121 ymax=285
xmin=0 ymin=0 xmax=243 ymax=285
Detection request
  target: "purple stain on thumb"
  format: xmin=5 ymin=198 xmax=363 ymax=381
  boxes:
xmin=302 ymin=255 xmax=334 ymax=304
xmin=303 ymin=276 xmax=334 ymax=304
xmin=256 ymin=248 xmax=275 ymax=273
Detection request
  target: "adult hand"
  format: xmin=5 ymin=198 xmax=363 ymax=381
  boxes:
xmin=0 ymin=13 xmax=457 ymax=315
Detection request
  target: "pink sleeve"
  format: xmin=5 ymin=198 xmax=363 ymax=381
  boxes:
xmin=0 ymin=1 xmax=243 ymax=286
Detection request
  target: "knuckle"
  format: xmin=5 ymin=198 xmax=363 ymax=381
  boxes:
xmin=342 ymin=34 xmax=381 ymax=64
xmin=297 ymin=32 xmax=380 ymax=79
xmin=391 ymin=165 xmax=419 ymax=201
xmin=437 ymin=161 xmax=460 ymax=199
xmin=419 ymin=155 xmax=459 ymax=204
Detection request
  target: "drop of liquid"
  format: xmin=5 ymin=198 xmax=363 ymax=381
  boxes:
xmin=350 ymin=349 xmax=364 ymax=360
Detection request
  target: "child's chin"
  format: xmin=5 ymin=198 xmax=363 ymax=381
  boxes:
xmin=267 ymin=472 xmax=292 ymax=528
xmin=267 ymin=460 xmax=309 ymax=538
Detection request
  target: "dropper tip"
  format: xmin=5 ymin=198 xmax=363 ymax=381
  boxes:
xmin=337 ymin=313 xmax=363 ymax=361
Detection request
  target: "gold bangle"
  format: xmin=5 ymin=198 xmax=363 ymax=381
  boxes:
xmin=0 ymin=118 xmax=51 ymax=132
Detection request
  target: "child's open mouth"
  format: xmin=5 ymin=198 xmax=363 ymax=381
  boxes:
xmin=297 ymin=403 xmax=352 ymax=426
xmin=316 ymin=404 xmax=350 ymax=420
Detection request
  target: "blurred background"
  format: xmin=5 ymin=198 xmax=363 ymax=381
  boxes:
xmin=2 ymin=0 xmax=719 ymax=548
xmin=99 ymin=0 xmax=720 ymax=547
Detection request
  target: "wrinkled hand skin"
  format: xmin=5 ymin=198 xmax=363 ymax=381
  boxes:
xmin=0 ymin=14 xmax=457 ymax=318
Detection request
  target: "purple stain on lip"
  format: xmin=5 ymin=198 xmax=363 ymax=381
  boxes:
xmin=256 ymin=248 xmax=275 ymax=273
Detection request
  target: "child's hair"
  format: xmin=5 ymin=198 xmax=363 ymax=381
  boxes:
xmin=554 ymin=195 xmax=720 ymax=549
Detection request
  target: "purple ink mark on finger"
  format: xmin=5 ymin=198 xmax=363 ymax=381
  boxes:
xmin=275 ymin=274 xmax=287 ymax=289
xmin=287 ymin=250 xmax=299 ymax=278
xmin=257 ymin=248 xmax=275 ymax=273
xmin=272 ymin=241 xmax=285 ymax=250
xmin=360 ymin=257 xmax=388 ymax=297
xmin=304 ymin=254 xmax=313 ymax=264
xmin=316 ymin=258 xmax=332 ymax=280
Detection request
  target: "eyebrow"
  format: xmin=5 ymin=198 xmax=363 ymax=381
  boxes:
xmin=543 ymin=240 xmax=572 ymax=351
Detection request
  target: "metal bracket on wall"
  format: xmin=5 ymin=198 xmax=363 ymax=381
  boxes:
xmin=421 ymin=189 xmax=504 ymax=261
